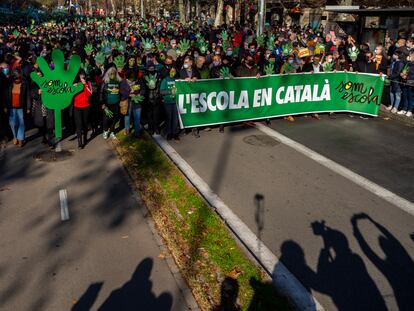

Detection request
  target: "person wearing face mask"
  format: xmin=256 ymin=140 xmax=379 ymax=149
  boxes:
xmin=144 ymin=62 xmax=162 ymax=135
xmin=387 ymin=51 xmax=404 ymax=113
xmin=100 ymin=67 xmax=122 ymax=140
xmin=209 ymin=54 xmax=223 ymax=78
xmin=302 ymin=54 xmax=323 ymax=73
xmin=179 ymin=56 xmax=201 ymax=138
xmin=160 ymin=67 xmax=179 ymax=140
xmin=179 ymin=56 xmax=200 ymax=80
xmin=124 ymin=70 xmax=145 ymax=138
xmin=235 ymin=55 xmax=260 ymax=77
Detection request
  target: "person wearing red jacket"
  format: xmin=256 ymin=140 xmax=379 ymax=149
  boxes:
xmin=73 ymin=71 xmax=92 ymax=149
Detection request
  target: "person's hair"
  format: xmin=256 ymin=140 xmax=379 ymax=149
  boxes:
xmin=102 ymin=67 xmax=122 ymax=83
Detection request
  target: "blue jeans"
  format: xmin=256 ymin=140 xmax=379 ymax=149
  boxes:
xmin=124 ymin=106 xmax=142 ymax=135
xmin=401 ymin=86 xmax=414 ymax=112
xmin=9 ymin=108 xmax=25 ymax=141
xmin=390 ymin=90 xmax=401 ymax=109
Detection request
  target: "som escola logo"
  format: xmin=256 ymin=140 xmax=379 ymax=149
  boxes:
xmin=335 ymin=80 xmax=380 ymax=106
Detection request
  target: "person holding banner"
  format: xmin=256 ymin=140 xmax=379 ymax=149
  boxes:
xmin=160 ymin=67 xmax=179 ymax=141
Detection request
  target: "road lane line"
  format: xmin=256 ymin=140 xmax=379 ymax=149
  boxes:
xmin=255 ymin=123 xmax=414 ymax=216
xmin=59 ymin=189 xmax=70 ymax=221
xmin=153 ymin=134 xmax=325 ymax=311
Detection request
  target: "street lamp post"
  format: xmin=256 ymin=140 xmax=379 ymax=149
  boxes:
xmin=258 ymin=0 xmax=265 ymax=35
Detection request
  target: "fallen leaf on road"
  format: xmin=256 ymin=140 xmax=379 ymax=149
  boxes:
xmin=159 ymin=251 xmax=167 ymax=259
xmin=121 ymin=235 xmax=129 ymax=239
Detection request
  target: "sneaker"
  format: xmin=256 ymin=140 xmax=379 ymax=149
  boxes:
xmin=103 ymin=131 xmax=109 ymax=139
xmin=285 ymin=115 xmax=295 ymax=122
xmin=110 ymin=132 xmax=117 ymax=140
xmin=406 ymin=111 xmax=413 ymax=117
xmin=391 ymin=108 xmax=398 ymax=113
xmin=385 ymin=105 xmax=393 ymax=111
xmin=397 ymin=110 xmax=406 ymax=115
xmin=12 ymin=138 xmax=18 ymax=145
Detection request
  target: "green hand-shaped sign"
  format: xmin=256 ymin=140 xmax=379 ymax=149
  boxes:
xmin=30 ymin=49 xmax=83 ymax=139
xmin=264 ymin=63 xmax=274 ymax=76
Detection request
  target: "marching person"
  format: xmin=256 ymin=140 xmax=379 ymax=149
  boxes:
xmin=73 ymin=71 xmax=92 ymax=149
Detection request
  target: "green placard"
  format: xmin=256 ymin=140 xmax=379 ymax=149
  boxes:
xmin=30 ymin=49 xmax=83 ymax=139
xmin=175 ymin=72 xmax=385 ymax=128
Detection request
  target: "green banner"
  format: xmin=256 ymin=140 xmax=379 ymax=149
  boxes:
xmin=175 ymin=72 xmax=385 ymax=128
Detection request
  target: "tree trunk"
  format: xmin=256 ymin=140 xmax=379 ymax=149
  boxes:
xmin=214 ymin=0 xmax=224 ymax=26
xmin=178 ymin=0 xmax=185 ymax=23
xmin=109 ymin=0 xmax=116 ymax=15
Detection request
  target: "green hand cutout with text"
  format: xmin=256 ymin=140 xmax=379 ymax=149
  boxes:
xmin=30 ymin=49 xmax=83 ymax=139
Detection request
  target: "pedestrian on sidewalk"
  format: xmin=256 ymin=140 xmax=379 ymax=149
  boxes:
xmin=387 ymin=50 xmax=404 ymax=113
xmin=73 ymin=71 xmax=92 ymax=149
xmin=5 ymin=69 xmax=30 ymax=147
xmin=101 ymin=67 xmax=122 ymax=140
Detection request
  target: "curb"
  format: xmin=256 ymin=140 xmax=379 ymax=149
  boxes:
xmin=379 ymin=105 xmax=414 ymax=127
xmin=152 ymin=134 xmax=324 ymax=311
xmin=108 ymin=140 xmax=200 ymax=311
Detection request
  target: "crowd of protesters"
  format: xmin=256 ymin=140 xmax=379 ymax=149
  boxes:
xmin=0 ymin=15 xmax=413 ymax=149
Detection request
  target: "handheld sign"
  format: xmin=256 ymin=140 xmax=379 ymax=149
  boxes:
xmin=30 ymin=49 xmax=83 ymax=139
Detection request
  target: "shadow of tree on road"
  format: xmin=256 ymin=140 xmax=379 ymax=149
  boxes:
xmin=71 ymin=258 xmax=173 ymax=311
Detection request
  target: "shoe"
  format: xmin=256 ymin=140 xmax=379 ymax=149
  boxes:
xmin=204 ymin=127 xmax=212 ymax=131
xmin=391 ymin=108 xmax=397 ymax=113
xmin=312 ymin=113 xmax=321 ymax=120
xmin=124 ymin=129 xmax=130 ymax=135
xmin=110 ymin=132 xmax=117 ymax=140
xmin=173 ymin=135 xmax=180 ymax=141
xmin=103 ymin=131 xmax=109 ymax=139
xmin=385 ymin=105 xmax=392 ymax=111
xmin=406 ymin=111 xmax=413 ymax=117
xmin=17 ymin=140 xmax=25 ymax=147
xmin=265 ymin=119 xmax=271 ymax=125
xmin=329 ymin=112 xmax=336 ymax=119
xmin=397 ymin=110 xmax=406 ymax=115
xmin=12 ymin=138 xmax=18 ymax=145
xmin=285 ymin=116 xmax=295 ymax=122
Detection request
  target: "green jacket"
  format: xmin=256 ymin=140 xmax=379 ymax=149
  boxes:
xmin=160 ymin=76 xmax=176 ymax=104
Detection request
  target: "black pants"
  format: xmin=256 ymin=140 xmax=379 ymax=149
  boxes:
xmin=164 ymin=104 xmax=179 ymax=136
xmin=147 ymin=104 xmax=160 ymax=134
xmin=74 ymin=107 xmax=90 ymax=138
xmin=103 ymin=104 xmax=119 ymax=132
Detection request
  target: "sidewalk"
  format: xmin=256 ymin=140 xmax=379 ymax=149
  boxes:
xmin=379 ymin=104 xmax=414 ymax=127
xmin=0 ymin=131 xmax=198 ymax=311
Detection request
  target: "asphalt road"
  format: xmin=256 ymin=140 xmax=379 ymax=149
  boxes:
xmin=0 ymin=133 xmax=190 ymax=311
xmin=171 ymin=114 xmax=414 ymax=311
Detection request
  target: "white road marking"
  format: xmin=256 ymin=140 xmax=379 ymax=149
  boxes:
xmin=153 ymin=134 xmax=325 ymax=311
xmin=255 ymin=123 xmax=414 ymax=216
xmin=59 ymin=189 xmax=70 ymax=221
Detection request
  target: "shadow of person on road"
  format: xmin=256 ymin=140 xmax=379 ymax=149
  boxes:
xmin=279 ymin=221 xmax=387 ymax=311
xmin=213 ymin=276 xmax=241 ymax=311
xmin=352 ymin=213 xmax=414 ymax=311
xmin=71 ymin=282 xmax=103 ymax=311
xmin=71 ymin=258 xmax=172 ymax=311
xmin=98 ymin=257 xmax=172 ymax=311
